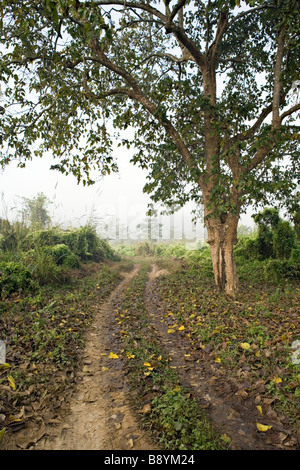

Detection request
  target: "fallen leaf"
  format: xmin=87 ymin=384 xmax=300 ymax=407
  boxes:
xmin=128 ymin=438 xmax=134 ymax=448
xmin=240 ymin=342 xmax=251 ymax=351
xmin=256 ymin=405 xmax=263 ymax=416
xmin=272 ymin=376 xmax=282 ymax=384
xmin=0 ymin=428 xmax=5 ymax=443
xmin=7 ymin=375 xmax=16 ymax=391
xmin=178 ymin=326 xmax=185 ymax=331
xmin=0 ymin=363 xmax=10 ymax=371
xmin=138 ymin=404 xmax=151 ymax=414
xmin=109 ymin=352 xmax=119 ymax=359
xmin=126 ymin=353 xmax=135 ymax=359
xmin=256 ymin=422 xmax=272 ymax=432
xmin=143 ymin=362 xmax=151 ymax=367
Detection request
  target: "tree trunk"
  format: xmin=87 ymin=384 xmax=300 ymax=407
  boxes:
xmin=206 ymin=214 xmax=239 ymax=297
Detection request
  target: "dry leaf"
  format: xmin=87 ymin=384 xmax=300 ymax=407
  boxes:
xmin=138 ymin=404 xmax=151 ymax=414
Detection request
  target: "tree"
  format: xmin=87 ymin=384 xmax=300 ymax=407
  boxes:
xmin=0 ymin=0 xmax=299 ymax=295
xmin=21 ymin=192 xmax=52 ymax=228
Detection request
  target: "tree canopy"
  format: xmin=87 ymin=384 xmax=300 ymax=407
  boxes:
xmin=0 ymin=0 xmax=299 ymax=294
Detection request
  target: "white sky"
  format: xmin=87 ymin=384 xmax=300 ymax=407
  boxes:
xmin=0 ymin=141 xmax=255 ymax=242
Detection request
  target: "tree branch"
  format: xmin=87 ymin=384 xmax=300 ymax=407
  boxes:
xmin=272 ymin=29 xmax=286 ymax=128
xmin=280 ymin=103 xmax=300 ymax=122
xmin=92 ymin=0 xmax=166 ymax=22
xmin=88 ymin=35 xmax=196 ymax=171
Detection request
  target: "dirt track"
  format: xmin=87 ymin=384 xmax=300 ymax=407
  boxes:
xmin=10 ymin=264 xmax=156 ymax=451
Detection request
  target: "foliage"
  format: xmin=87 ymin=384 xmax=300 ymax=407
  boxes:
xmin=0 ymin=261 xmax=33 ymax=295
xmin=152 ymin=257 xmax=300 ymax=438
xmin=49 ymin=243 xmax=81 ymax=268
xmin=0 ymin=220 xmax=120 ymax=291
xmin=273 ymin=220 xmax=296 ymax=259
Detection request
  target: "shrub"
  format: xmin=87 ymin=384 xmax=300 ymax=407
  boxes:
xmin=234 ymin=237 xmax=259 ymax=260
xmin=290 ymin=246 xmax=300 ymax=263
xmin=0 ymin=261 xmax=33 ymax=295
xmin=273 ymin=221 xmax=296 ymax=259
xmin=264 ymin=259 xmax=300 ymax=282
xmin=51 ymin=244 xmax=81 ymax=268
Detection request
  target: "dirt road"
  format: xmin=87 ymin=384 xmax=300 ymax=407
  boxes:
xmin=32 ymin=264 xmax=157 ymax=450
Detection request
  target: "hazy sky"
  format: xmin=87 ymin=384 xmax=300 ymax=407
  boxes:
xmin=0 ymin=141 xmax=255 ymax=242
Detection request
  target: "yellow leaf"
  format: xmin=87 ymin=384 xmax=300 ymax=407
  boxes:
xmin=102 ymin=366 xmax=109 ymax=371
xmin=221 ymin=433 xmax=231 ymax=442
xmin=215 ymin=357 xmax=221 ymax=363
xmin=0 ymin=363 xmax=11 ymax=371
xmin=0 ymin=428 xmax=5 ymax=443
xmin=240 ymin=342 xmax=251 ymax=351
xmin=273 ymin=376 xmax=282 ymax=384
xmin=126 ymin=352 xmax=135 ymax=359
xmin=7 ymin=375 xmax=16 ymax=391
xmin=8 ymin=415 xmax=22 ymax=424
xmin=178 ymin=326 xmax=185 ymax=331
xmin=109 ymin=352 xmax=119 ymax=359
xmin=167 ymin=329 xmax=175 ymax=333
xmin=256 ymin=405 xmax=263 ymax=416
xmin=256 ymin=423 xmax=272 ymax=432
xmin=144 ymin=362 xmax=151 ymax=367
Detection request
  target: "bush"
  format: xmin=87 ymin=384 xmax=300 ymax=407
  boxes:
xmin=234 ymin=237 xmax=259 ymax=260
xmin=0 ymin=261 xmax=33 ymax=295
xmin=273 ymin=221 xmax=296 ymax=259
xmin=50 ymin=244 xmax=81 ymax=268
xmin=264 ymin=259 xmax=300 ymax=282
xmin=290 ymin=246 xmax=300 ymax=263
